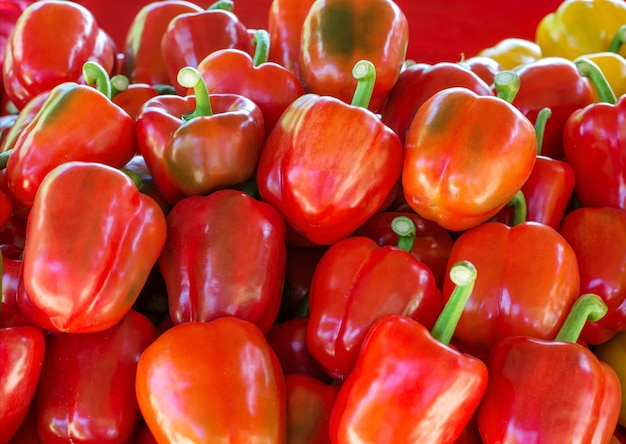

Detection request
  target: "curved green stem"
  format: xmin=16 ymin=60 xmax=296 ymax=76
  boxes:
xmin=554 ymin=293 xmax=607 ymax=343
xmin=177 ymin=66 xmax=213 ymax=121
xmin=110 ymin=74 xmax=129 ymax=97
xmin=207 ymin=0 xmax=234 ymax=11
xmin=574 ymin=57 xmax=617 ymax=104
xmin=391 ymin=216 xmax=416 ymax=252
xmin=608 ymin=24 xmax=626 ymax=54
xmin=534 ymin=107 xmax=552 ymax=156
xmin=507 ymin=191 xmax=527 ymax=226
xmin=494 ymin=70 xmax=521 ymax=103
xmin=431 ymin=261 xmax=478 ymax=345
xmin=0 ymin=149 xmax=12 ymax=169
xmin=351 ymin=60 xmax=376 ymax=108
xmin=253 ymin=29 xmax=270 ymax=66
xmin=82 ymin=61 xmax=112 ymax=99
xmin=121 ymin=168 xmax=144 ymax=191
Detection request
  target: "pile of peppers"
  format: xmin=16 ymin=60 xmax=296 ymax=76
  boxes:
xmin=1 ymin=0 xmax=625 ymax=443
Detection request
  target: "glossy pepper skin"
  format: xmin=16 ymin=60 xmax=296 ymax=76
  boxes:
xmin=0 ymin=325 xmax=45 ymax=444
xmin=595 ymin=330 xmax=626 ymax=427
xmin=2 ymin=0 xmax=116 ymax=110
xmin=136 ymin=317 xmax=286 ymax=443
xmin=158 ymin=189 xmax=286 ymax=334
xmin=299 ymin=0 xmax=408 ymax=111
xmin=380 ymin=61 xmax=494 ymax=146
xmin=34 ymin=310 xmax=157 ymax=444
xmin=536 ymin=0 xmax=626 ymax=60
xmin=16 ymin=161 xmax=167 ymax=333
xmin=402 ymin=86 xmax=537 ymax=232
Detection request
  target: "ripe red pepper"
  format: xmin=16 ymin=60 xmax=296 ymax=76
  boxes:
xmin=0 ymin=91 xmax=49 ymax=154
xmin=329 ymin=261 xmax=487 ymax=443
xmin=306 ymin=216 xmax=443 ymax=381
xmin=136 ymin=317 xmax=286 ymax=443
xmin=33 ymin=310 xmax=156 ymax=443
xmin=2 ymin=0 xmax=116 ymax=110
xmin=195 ymin=29 xmax=305 ymax=135
xmin=256 ymin=60 xmax=403 ymax=245
xmin=0 ymin=325 xmax=45 ymax=444
xmin=402 ymin=71 xmax=537 ymax=231
xmin=16 ymin=161 xmax=167 ymax=333
xmin=161 ymin=3 xmax=254 ymax=95
xmin=111 ymin=82 xmax=162 ymax=120
xmin=559 ymin=207 xmax=626 ymax=345
xmin=477 ymin=294 xmax=622 ymax=443
xmin=381 ymin=61 xmax=494 ymax=146
xmin=136 ymin=67 xmax=265 ymax=204
xmin=563 ymin=58 xmax=626 ymax=210
xmin=158 ymin=189 xmax=286 ymax=334
xmin=4 ymin=62 xmax=136 ymax=208
xmin=299 ymin=0 xmax=408 ymax=111
xmin=442 ymin=220 xmax=580 ymax=360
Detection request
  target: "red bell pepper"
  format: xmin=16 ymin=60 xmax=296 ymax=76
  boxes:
xmin=381 ymin=61 xmax=494 ymax=146
xmin=111 ymin=81 xmax=164 ymax=120
xmin=16 ymin=161 xmax=167 ymax=333
xmin=458 ymin=55 xmax=504 ymax=85
xmin=559 ymin=207 xmax=626 ymax=345
xmin=402 ymin=71 xmax=537 ymax=231
xmin=4 ymin=62 xmax=136 ymax=208
xmin=299 ymin=0 xmax=408 ymax=111
xmin=563 ymin=57 xmax=626 ymax=210
xmin=0 ymin=91 xmax=49 ymax=154
xmin=2 ymin=0 xmax=116 ymax=110
xmin=477 ymin=294 xmax=621 ymax=443
xmin=136 ymin=67 xmax=265 ymax=204
xmin=33 ymin=310 xmax=157 ymax=443
xmin=285 ymin=373 xmax=339 ymax=444
xmin=0 ymin=325 xmax=45 ymax=444
xmin=158 ymin=188 xmax=286 ymax=334
xmin=442 ymin=220 xmax=580 ymax=360
xmin=256 ymin=60 xmax=403 ymax=245
xmin=136 ymin=317 xmax=286 ymax=443
xmin=329 ymin=261 xmax=487 ymax=443
xmin=306 ymin=215 xmax=443 ymax=381
xmin=160 ymin=2 xmax=254 ymax=95
xmin=121 ymin=0 xmax=203 ymax=85
xmin=195 ymin=29 xmax=305 ymax=135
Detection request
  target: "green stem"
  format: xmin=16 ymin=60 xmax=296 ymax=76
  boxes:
xmin=351 ymin=60 xmax=376 ymax=108
xmin=121 ymin=168 xmax=144 ymax=191
xmin=574 ymin=57 xmax=617 ymax=104
xmin=207 ymin=0 xmax=233 ymax=11
xmin=608 ymin=24 xmax=626 ymax=54
xmin=177 ymin=66 xmax=213 ymax=121
xmin=0 ymin=149 xmax=12 ymax=169
xmin=430 ymin=261 xmax=478 ymax=345
xmin=241 ymin=179 xmax=259 ymax=199
xmin=507 ymin=191 xmax=527 ymax=226
xmin=82 ymin=61 xmax=112 ymax=99
xmin=153 ymin=84 xmax=177 ymax=95
xmin=252 ymin=29 xmax=270 ymax=66
xmin=554 ymin=293 xmax=607 ymax=343
xmin=295 ymin=293 xmax=310 ymax=317
xmin=534 ymin=107 xmax=552 ymax=156
xmin=391 ymin=216 xmax=416 ymax=252
xmin=494 ymin=70 xmax=521 ymax=103
xmin=110 ymin=74 xmax=129 ymax=97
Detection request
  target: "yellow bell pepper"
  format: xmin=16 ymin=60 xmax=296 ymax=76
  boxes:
xmin=477 ymin=38 xmax=542 ymax=70
xmin=585 ymin=51 xmax=626 ymax=99
xmin=536 ymin=0 xmax=626 ymax=60
xmin=594 ymin=329 xmax=626 ymax=427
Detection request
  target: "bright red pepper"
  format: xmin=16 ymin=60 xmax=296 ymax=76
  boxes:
xmin=299 ymin=0 xmax=408 ymax=111
xmin=402 ymin=72 xmax=537 ymax=232
xmin=381 ymin=61 xmax=494 ymax=146
xmin=161 ymin=5 xmax=254 ymax=95
xmin=195 ymin=29 xmax=305 ymax=135
xmin=559 ymin=207 xmax=626 ymax=345
xmin=16 ymin=161 xmax=167 ymax=333
xmin=442 ymin=221 xmax=580 ymax=360
xmin=477 ymin=294 xmax=621 ymax=443
xmin=34 ymin=310 xmax=157 ymax=444
xmin=136 ymin=317 xmax=286 ymax=442
xmin=563 ymin=59 xmax=626 ymax=210
xmin=136 ymin=67 xmax=265 ymax=204
xmin=329 ymin=262 xmax=487 ymax=443
xmin=256 ymin=60 xmax=403 ymax=245
xmin=2 ymin=0 xmax=116 ymax=110
xmin=0 ymin=91 xmax=49 ymax=154
xmin=4 ymin=62 xmax=136 ymax=208
xmin=158 ymin=189 xmax=286 ymax=334
xmin=0 ymin=325 xmax=45 ymax=444
xmin=111 ymin=82 xmax=162 ymax=120
xmin=458 ymin=55 xmax=504 ymax=85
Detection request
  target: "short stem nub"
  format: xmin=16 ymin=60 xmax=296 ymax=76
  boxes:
xmin=391 ymin=216 xmax=416 ymax=252
xmin=494 ymin=70 xmax=521 ymax=103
